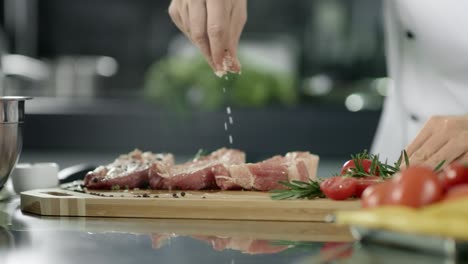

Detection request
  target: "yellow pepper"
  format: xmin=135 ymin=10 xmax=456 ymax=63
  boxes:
xmin=335 ymin=198 xmax=468 ymax=240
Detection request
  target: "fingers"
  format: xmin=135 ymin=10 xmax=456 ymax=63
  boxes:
xmin=169 ymin=0 xmax=245 ymax=75
xmin=206 ymin=0 xmax=230 ymax=73
xmin=188 ymin=0 xmax=215 ymax=70
xmin=179 ymin=2 xmax=191 ymax=36
xmin=453 ymin=131 xmax=468 ymax=164
xmin=424 ymin=137 xmax=466 ymax=168
xmin=227 ymin=0 xmax=247 ymax=73
xmin=168 ymin=1 xmax=185 ymax=33
xmin=409 ymin=132 xmax=450 ymax=165
xmin=405 ymin=118 xmax=435 ymax=156
xmin=455 ymin=152 xmax=468 ymax=164
xmin=407 ymin=116 xmax=468 ymax=169
xmin=169 ymin=0 xmax=192 ymax=44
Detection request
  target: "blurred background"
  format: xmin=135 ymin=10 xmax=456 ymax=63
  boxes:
xmin=0 ymin=0 xmax=391 ymax=166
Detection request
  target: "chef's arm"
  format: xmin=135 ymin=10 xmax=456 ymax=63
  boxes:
xmin=168 ymin=0 xmax=247 ymax=75
xmin=406 ymin=115 xmax=468 ymax=168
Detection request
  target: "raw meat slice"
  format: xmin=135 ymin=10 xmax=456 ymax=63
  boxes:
xmin=285 ymin=151 xmax=320 ymax=182
xmin=214 ymin=155 xmax=288 ymax=191
xmin=214 ymin=151 xmax=319 ymax=191
xmin=149 ymin=148 xmax=245 ymax=190
xmin=84 ymin=149 xmax=174 ymax=189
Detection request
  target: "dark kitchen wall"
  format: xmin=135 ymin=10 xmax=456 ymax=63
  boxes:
xmin=37 ymin=0 xmax=178 ymax=96
xmin=30 ymin=0 xmax=385 ymax=96
xmin=0 ymin=0 xmax=387 ymax=158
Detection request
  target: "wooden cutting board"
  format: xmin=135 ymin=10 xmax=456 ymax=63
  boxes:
xmin=21 ymin=188 xmax=360 ymax=222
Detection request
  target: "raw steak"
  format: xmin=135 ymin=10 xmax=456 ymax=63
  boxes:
xmin=149 ymin=148 xmax=245 ymax=190
xmin=214 ymin=151 xmax=319 ymax=191
xmin=84 ymin=149 xmax=174 ymax=189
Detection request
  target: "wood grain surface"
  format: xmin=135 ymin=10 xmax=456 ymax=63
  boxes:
xmin=21 ymin=188 xmax=360 ymax=222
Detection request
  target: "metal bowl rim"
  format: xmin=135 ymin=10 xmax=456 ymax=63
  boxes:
xmin=0 ymin=96 xmax=33 ymax=101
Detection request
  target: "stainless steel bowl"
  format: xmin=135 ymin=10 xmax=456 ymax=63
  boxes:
xmin=0 ymin=96 xmax=31 ymax=190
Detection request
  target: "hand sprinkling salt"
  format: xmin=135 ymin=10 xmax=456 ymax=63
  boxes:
xmin=215 ymin=55 xmax=237 ymax=78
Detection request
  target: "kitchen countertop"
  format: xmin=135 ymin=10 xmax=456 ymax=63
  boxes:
xmin=0 ymin=195 xmax=456 ymax=264
xmin=0 ymin=151 xmax=462 ymax=263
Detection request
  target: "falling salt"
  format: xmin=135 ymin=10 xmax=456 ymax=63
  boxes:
xmin=222 ymin=86 xmax=234 ymax=145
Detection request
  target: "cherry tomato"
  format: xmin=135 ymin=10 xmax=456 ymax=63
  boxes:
xmin=444 ymin=184 xmax=468 ymax=201
xmin=361 ymin=166 xmax=443 ymax=208
xmin=442 ymin=163 xmax=468 ymax=190
xmin=354 ymin=176 xmax=383 ymax=198
xmin=389 ymin=166 xmax=444 ymax=207
xmin=320 ymin=177 xmax=357 ymax=200
xmin=341 ymin=159 xmax=379 ymax=176
xmin=361 ymin=181 xmax=394 ymax=208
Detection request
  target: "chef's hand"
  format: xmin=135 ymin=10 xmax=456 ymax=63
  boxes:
xmin=406 ymin=115 xmax=468 ymax=168
xmin=168 ymin=0 xmax=247 ymax=76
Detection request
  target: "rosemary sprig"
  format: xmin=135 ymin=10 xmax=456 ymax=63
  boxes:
xmin=434 ymin=160 xmax=446 ymax=173
xmin=343 ymin=150 xmax=395 ymax=179
xmin=403 ymin=150 xmax=410 ymax=168
xmin=270 ymin=180 xmax=324 ymax=200
xmin=192 ymin=148 xmax=207 ymax=161
xmin=270 ymin=149 xmax=447 ymax=200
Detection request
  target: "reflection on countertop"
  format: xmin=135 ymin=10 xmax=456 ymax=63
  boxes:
xmin=0 ymin=194 xmax=462 ymax=264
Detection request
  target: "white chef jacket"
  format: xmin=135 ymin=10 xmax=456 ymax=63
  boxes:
xmin=371 ymin=0 xmax=468 ymax=162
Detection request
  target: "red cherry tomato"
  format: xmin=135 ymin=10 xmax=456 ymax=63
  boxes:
xmin=361 ymin=181 xmax=394 ymax=208
xmin=444 ymin=184 xmax=468 ymax=201
xmin=442 ymin=163 xmax=468 ymax=190
xmin=354 ymin=176 xmax=383 ymax=198
xmin=341 ymin=159 xmax=379 ymax=176
xmin=389 ymin=166 xmax=444 ymax=207
xmin=320 ymin=177 xmax=357 ymax=200
xmin=361 ymin=166 xmax=443 ymax=208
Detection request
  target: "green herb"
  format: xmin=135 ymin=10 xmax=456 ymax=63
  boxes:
xmin=124 ymin=185 xmax=129 ymax=190
xmin=270 ymin=180 xmax=324 ymax=200
xmin=403 ymin=150 xmax=410 ymax=168
xmin=111 ymin=185 xmax=120 ymax=191
xmin=343 ymin=150 xmax=395 ymax=179
xmin=270 ymin=149 xmax=447 ymax=201
xmin=434 ymin=160 xmax=446 ymax=172
xmin=193 ymin=148 xmax=208 ymax=161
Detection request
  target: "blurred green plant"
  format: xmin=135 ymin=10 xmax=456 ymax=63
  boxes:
xmin=143 ymin=55 xmax=297 ymax=112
